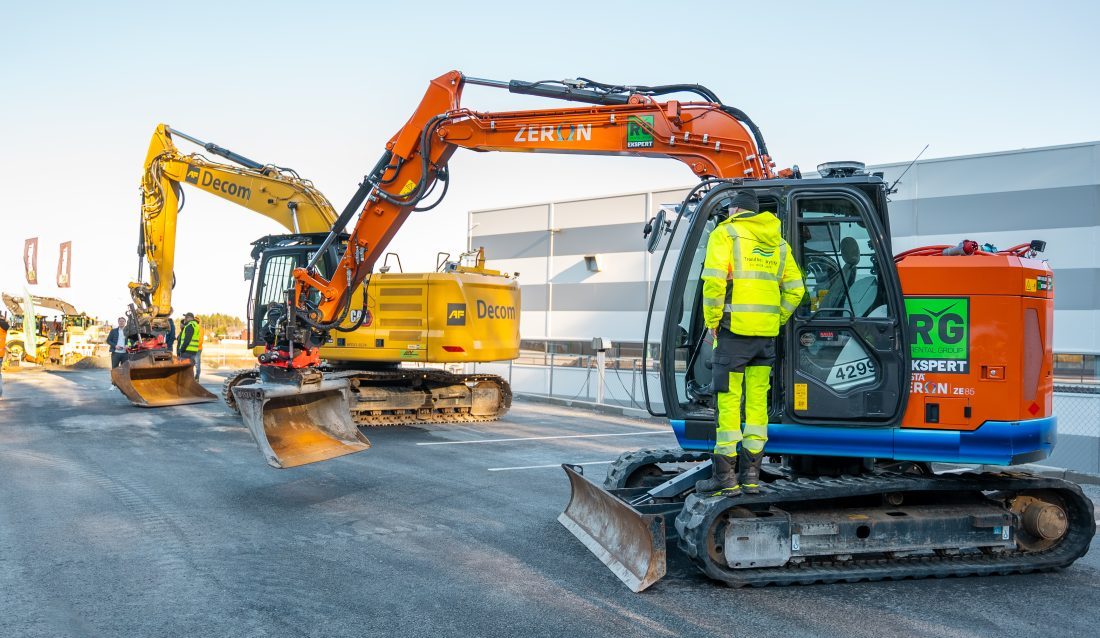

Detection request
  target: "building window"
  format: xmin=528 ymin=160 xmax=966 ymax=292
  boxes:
xmin=1053 ymin=353 xmax=1099 ymax=384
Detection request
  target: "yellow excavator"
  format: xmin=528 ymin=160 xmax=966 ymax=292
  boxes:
xmin=119 ymin=125 xmax=518 ymax=453
xmin=2 ymin=293 xmax=99 ymax=366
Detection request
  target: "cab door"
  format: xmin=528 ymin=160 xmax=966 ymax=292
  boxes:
xmin=782 ymin=188 xmax=907 ymax=424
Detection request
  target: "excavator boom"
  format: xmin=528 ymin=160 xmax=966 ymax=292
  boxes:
xmin=234 ymin=72 xmax=772 ymax=469
xmin=116 ymin=124 xmax=340 ymax=409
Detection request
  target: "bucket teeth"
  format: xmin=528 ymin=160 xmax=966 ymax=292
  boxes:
xmin=558 ymin=464 xmax=667 ymax=592
xmin=232 ymin=377 xmax=370 ymax=469
xmin=111 ymin=353 xmax=217 ymax=407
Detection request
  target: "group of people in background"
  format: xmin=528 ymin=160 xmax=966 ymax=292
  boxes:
xmin=107 ymin=312 xmax=204 ymax=378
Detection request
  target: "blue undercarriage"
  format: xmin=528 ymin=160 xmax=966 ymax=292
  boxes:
xmin=670 ymin=416 xmax=1056 ymax=466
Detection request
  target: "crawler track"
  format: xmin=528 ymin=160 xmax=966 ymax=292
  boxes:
xmin=604 ymin=448 xmax=710 ymax=489
xmin=222 ymin=367 xmax=511 ymax=426
xmin=675 ymin=471 xmax=1095 ymax=587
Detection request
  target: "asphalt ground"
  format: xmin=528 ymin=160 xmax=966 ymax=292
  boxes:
xmin=1 ymin=369 xmax=1098 ymax=638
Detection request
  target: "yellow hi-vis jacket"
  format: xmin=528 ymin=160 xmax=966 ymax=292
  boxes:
xmin=178 ymin=320 xmax=203 ymax=353
xmin=702 ymin=211 xmax=805 ymax=336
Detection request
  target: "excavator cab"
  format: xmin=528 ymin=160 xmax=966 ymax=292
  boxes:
xmin=561 ymin=175 xmax=910 ymax=590
xmin=233 ymin=233 xmax=371 ymax=469
xmin=657 ymin=179 xmax=908 ymax=443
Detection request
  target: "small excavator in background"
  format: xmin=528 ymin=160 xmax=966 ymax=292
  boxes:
xmin=232 ymin=70 xmax=1093 ymax=589
xmin=119 ymin=125 xmax=518 ymax=461
xmin=2 ymin=293 xmax=100 ymax=366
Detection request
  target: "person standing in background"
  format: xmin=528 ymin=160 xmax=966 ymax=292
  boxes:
xmin=108 ymin=317 xmax=128 ymax=369
xmin=176 ymin=312 xmax=203 ymax=379
xmin=0 ymin=312 xmax=9 ymax=398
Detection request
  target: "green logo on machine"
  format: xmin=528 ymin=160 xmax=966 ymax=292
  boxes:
xmin=905 ymin=297 xmax=969 ymax=374
xmin=626 ymin=115 xmax=654 ymax=148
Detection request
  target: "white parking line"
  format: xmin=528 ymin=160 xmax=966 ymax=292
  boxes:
xmin=417 ymin=431 xmax=667 ymax=446
xmin=487 ymin=461 xmax=615 ymax=472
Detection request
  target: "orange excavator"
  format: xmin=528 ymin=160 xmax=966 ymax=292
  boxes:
xmin=233 ymin=71 xmax=1094 ymax=589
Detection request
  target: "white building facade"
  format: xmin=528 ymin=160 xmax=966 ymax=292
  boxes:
xmin=469 ymin=142 xmax=1100 ymax=383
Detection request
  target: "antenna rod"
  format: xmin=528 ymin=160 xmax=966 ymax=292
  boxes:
xmin=888 ymin=144 xmax=929 ymax=194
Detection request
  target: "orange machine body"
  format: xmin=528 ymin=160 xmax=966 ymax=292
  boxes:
xmin=898 ymin=255 xmax=1054 ymax=431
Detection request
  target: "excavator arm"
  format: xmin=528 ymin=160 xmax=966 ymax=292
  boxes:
xmin=231 ymin=70 xmax=775 ymax=467
xmin=131 ymin=124 xmax=338 ymax=331
xmin=268 ymin=71 xmax=773 ymax=365
xmin=115 ymin=124 xmax=341 ymax=407
xmin=3 ymin=293 xmax=79 ymax=317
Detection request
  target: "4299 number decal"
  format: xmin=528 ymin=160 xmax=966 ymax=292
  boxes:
xmin=826 ymin=358 xmax=877 ymax=389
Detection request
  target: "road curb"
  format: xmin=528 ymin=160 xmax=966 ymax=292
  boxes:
xmin=513 ymin=392 xmax=658 ymax=421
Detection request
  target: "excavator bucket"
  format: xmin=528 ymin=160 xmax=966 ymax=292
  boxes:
xmin=558 ymin=464 xmax=668 ymax=592
xmin=111 ymin=352 xmax=218 ymax=407
xmin=232 ymin=376 xmax=370 ymax=469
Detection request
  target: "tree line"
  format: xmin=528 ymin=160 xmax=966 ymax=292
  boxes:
xmin=193 ymin=313 xmax=245 ymax=339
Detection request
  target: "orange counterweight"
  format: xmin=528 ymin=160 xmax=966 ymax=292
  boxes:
xmin=897 ymin=255 xmax=1054 ymax=431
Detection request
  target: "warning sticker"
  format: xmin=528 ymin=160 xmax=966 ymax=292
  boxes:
xmin=1025 ymin=278 xmax=1037 ymax=292
xmin=794 ymin=383 xmax=808 ymax=411
xmin=398 ymin=179 xmax=418 ymax=196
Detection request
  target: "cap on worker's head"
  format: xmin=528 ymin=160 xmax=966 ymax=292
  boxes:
xmin=728 ymin=191 xmax=759 ymax=214
xmin=184 ymin=312 xmax=194 ymax=319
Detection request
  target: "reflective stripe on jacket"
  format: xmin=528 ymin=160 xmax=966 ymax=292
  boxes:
xmin=178 ymin=320 xmax=203 ymax=353
xmin=701 ymin=211 xmax=805 ymax=336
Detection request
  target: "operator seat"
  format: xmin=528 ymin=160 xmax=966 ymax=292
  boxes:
xmin=819 ymin=236 xmax=861 ymax=313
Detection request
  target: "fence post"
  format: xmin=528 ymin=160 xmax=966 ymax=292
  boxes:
xmin=630 ymin=359 xmax=638 ymax=405
xmin=595 ymin=351 xmax=606 ymax=404
xmin=548 ymin=351 xmax=555 ymax=398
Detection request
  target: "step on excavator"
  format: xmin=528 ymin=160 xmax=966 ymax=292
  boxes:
xmin=120 ymin=125 xmax=518 ymax=463
xmin=237 ymin=71 xmax=1092 ymax=588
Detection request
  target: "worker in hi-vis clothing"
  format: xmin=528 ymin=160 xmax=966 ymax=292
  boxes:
xmin=695 ymin=191 xmax=805 ymax=496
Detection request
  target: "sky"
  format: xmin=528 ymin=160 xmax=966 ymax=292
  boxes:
xmin=1 ymin=1 xmax=1097 ymax=320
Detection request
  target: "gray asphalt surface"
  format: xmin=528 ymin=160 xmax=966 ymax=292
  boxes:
xmin=1 ymin=369 xmax=1097 ymax=638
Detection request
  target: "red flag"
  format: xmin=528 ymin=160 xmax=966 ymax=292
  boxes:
xmin=23 ymin=237 xmax=38 ymax=285
xmin=57 ymin=241 xmax=72 ymax=288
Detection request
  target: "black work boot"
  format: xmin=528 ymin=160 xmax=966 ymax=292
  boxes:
xmin=695 ymin=454 xmax=741 ymax=496
xmin=741 ymin=451 xmax=764 ymax=494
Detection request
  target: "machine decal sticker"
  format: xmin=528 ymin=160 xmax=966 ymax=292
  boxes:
xmin=513 ymin=124 xmax=592 ymax=142
xmin=476 ymin=300 xmax=516 ymax=319
xmin=626 ymin=115 xmax=654 ymax=148
xmin=399 ymin=179 xmax=417 ymax=196
xmin=794 ymin=383 xmax=808 ymax=411
xmin=905 ymin=296 xmax=970 ymax=374
xmin=446 ymin=303 xmax=466 ymax=325
xmin=185 ymin=164 xmax=201 ymax=184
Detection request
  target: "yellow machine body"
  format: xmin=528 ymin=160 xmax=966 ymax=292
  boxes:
xmin=318 ymin=270 xmax=520 ymax=364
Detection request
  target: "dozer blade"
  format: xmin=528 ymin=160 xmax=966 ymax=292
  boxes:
xmin=232 ymin=376 xmax=370 ymax=469
xmin=558 ymin=464 xmax=667 ymax=592
xmin=111 ymin=353 xmax=217 ymax=407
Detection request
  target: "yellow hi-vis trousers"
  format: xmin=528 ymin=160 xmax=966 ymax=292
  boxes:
xmin=714 ymin=365 xmax=771 ymax=457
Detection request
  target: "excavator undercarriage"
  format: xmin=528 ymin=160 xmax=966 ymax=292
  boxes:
xmin=225 ymin=366 xmax=510 ymax=467
xmin=561 ymin=454 xmax=1095 ymax=591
